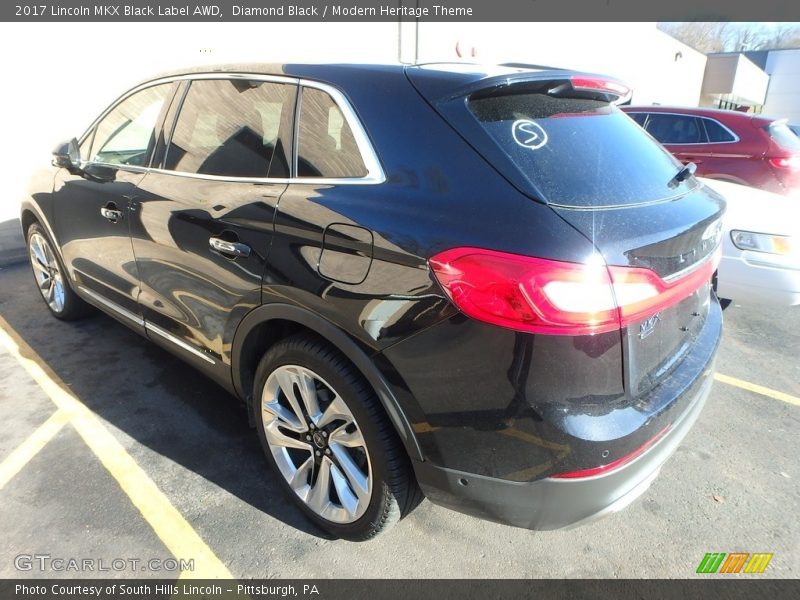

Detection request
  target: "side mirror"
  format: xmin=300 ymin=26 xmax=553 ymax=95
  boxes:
xmin=52 ymin=138 xmax=81 ymax=173
xmin=83 ymin=163 xmax=117 ymax=183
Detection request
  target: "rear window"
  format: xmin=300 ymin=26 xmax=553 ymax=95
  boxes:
xmin=628 ymin=112 xmax=647 ymax=126
xmin=703 ymin=118 xmax=736 ymax=143
xmin=297 ymin=87 xmax=368 ymax=179
xmin=467 ymin=89 xmax=692 ymax=207
xmin=768 ymin=122 xmax=800 ymax=152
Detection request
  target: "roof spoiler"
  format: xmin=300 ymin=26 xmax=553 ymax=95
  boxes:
xmin=499 ymin=62 xmax=566 ymax=71
xmin=443 ymin=71 xmax=632 ymax=105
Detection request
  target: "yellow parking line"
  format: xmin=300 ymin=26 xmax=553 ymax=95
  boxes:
xmin=0 ymin=409 xmax=69 ymax=490
xmin=715 ymin=373 xmax=800 ymax=407
xmin=0 ymin=316 xmax=232 ymax=579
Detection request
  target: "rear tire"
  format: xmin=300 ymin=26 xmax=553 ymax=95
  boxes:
xmin=26 ymin=223 xmax=92 ymax=321
xmin=253 ymin=333 xmax=421 ymax=541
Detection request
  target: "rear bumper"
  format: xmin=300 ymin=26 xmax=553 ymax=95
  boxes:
xmin=717 ymin=253 xmax=800 ymax=306
xmin=412 ymin=365 xmax=715 ymax=530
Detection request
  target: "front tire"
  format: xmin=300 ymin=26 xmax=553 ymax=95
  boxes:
xmin=26 ymin=223 xmax=92 ymax=320
xmin=253 ymin=333 xmax=420 ymax=541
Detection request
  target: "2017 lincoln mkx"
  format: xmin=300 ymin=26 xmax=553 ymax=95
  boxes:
xmin=20 ymin=63 xmax=725 ymax=540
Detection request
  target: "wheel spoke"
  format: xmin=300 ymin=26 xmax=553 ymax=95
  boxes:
xmin=295 ymin=370 xmax=322 ymax=422
xmin=274 ymin=369 xmax=310 ymax=428
xmin=263 ymin=421 xmax=313 ymax=452
xmin=30 ymin=237 xmax=47 ymax=268
xmin=42 ymin=241 xmax=57 ymax=270
xmin=30 ymin=259 xmax=48 ymax=276
xmin=288 ymin=455 xmax=314 ymax=496
xmin=52 ymin=278 xmax=65 ymax=311
xmin=329 ymin=443 xmax=370 ymax=502
xmin=307 ymin=457 xmax=332 ymax=514
xmin=329 ymin=424 xmax=365 ymax=448
xmin=330 ymin=462 xmax=359 ymax=518
xmin=316 ymin=393 xmax=351 ymax=429
xmin=262 ymin=398 xmax=304 ymax=432
xmin=37 ymin=274 xmax=51 ymax=292
xmin=46 ymin=282 xmax=55 ymax=303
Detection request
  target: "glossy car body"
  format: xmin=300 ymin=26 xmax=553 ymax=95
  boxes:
xmin=623 ymin=105 xmax=800 ymax=197
xmin=21 ymin=63 xmax=725 ymax=533
xmin=702 ymin=178 xmax=800 ymax=306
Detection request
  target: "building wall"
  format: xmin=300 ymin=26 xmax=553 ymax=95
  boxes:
xmin=415 ymin=22 xmax=707 ymax=106
xmin=701 ymin=55 xmax=739 ymax=96
xmin=762 ymin=49 xmax=800 ymax=122
xmin=700 ymin=53 xmax=770 ymax=107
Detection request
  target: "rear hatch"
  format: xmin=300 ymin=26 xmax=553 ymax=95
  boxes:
xmin=408 ymin=65 xmax=725 ymax=396
xmin=762 ymin=118 xmax=800 ymax=194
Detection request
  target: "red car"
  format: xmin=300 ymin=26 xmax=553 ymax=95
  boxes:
xmin=622 ymin=105 xmax=800 ymax=197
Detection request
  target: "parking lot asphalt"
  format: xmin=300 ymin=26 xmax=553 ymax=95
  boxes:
xmin=0 ymin=260 xmax=798 ymax=579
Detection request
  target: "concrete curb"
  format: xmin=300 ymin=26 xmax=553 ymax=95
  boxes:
xmin=0 ymin=219 xmax=26 ymax=267
xmin=0 ymin=250 xmax=27 ymax=267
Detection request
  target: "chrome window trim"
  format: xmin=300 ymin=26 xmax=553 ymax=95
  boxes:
xmin=81 ymin=163 xmax=150 ymax=174
xmin=78 ymin=72 xmax=386 ymax=185
xmin=632 ymin=111 xmax=741 ymax=146
xmin=295 ymin=80 xmax=385 ymax=184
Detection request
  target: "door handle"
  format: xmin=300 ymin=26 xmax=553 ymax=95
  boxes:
xmin=209 ymin=237 xmax=251 ymax=258
xmin=100 ymin=205 xmax=123 ymax=223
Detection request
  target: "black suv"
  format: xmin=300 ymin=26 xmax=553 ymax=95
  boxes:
xmin=21 ymin=63 xmax=724 ymax=540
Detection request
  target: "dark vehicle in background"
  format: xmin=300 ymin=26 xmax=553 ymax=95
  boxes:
xmin=21 ymin=63 xmax=724 ymax=540
xmin=623 ymin=105 xmax=800 ymax=197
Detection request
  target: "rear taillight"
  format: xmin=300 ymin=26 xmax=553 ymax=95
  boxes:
xmin=768 ymin=156 xmax=800 ymax=171
xmin=429 ymin=247 xmax=720 ymax=336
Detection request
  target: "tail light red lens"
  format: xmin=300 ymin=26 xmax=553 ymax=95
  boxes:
xmin=769 ymin=156 xmax=800 ymax=171
xmin=569 ymin=76 xmax=631 ymax=101
xmin=429 ymin=246 xmax=720 ymax=336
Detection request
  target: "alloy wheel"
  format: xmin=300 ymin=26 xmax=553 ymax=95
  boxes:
xmin=261 ymin=365 xmax=373 ymax=524
xmin=29 ymin=232 xmax=65 ymax=313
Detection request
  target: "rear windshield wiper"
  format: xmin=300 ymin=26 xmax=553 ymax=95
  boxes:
xmin=668 ymin=162 xmax=696 ymax=188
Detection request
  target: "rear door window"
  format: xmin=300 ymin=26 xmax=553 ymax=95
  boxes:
xmin=467 ymin=89 xmax=689 ymax=207
xmin=643 ymin=114 xmax=705 ymax=144
xmin=165 ymin=79 xmax=295 ymax=178
xmin=296 ymin=87 xmax=368 ymax=179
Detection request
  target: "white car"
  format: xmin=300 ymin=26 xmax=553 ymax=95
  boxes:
xmin=700 ymin=178 xmax=800 ymax=306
